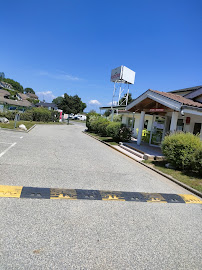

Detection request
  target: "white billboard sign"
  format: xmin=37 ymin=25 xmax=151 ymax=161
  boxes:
xmin=110 ymin=66 xmax=135 ymax=84
xmin=110 ymin=66 xmax=122 ymax=82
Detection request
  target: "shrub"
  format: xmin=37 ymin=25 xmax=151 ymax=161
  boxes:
xmin=97 ymin=120 xmax=110 ymax=136
xmin=0 ymin=111 xmax=16 ymax=120
xmin=89 ymin=116 xmax=100 ymax=132
xmin=191 ymin=147 xmax=202 ymax=176
xmin=119 ymin=125 xmax=132 ymax=142
xmin=0 ymin=108 xmax=60 ymax=122
xmin=161 ymin=132 xmax=202 ymax=172
xmin=107 ymin=114 xmax=122 ymax=122
xmin=32 ymin=107 xmax=52 ymax=122
xmin=86 ymin=112 xmax=100 ymax=131
xmin=20 ymin=110 xmax=33 ymax=121
xmin=51 ymin=110 xmax=60 ymax=122
xmin=106 ymin=122 xmax=121 ymax=140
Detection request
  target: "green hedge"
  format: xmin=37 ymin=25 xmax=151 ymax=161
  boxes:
xmin=87 ymin=114 xmax=131 ymax=142
xmin=0 ymin=111 xmax=16 ymax=120
xmin=106 ymin=122 xmax=121 ymax=140
xmin=161 ymin=132 xmax=202 ymax=174
xmin=0 ymin=108 xmax=60 ymax=122
xmin=86 ymin=112 xmax=100 ymax=131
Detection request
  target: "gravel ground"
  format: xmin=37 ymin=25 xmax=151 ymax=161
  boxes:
xmin=0 ymin=124 xmax=202 ymax=270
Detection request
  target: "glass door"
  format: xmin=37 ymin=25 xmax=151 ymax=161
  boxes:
xmin=150 ymin=116 xmax=166 ymax=146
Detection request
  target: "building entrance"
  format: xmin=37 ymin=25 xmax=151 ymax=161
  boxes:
xmin=150 ymin=116 xmax=166 ymax=146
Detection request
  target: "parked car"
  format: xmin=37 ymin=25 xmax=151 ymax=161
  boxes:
xmin=78 ymin=115 xmax=86 ymax=121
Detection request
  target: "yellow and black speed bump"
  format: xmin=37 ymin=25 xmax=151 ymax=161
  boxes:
xmin=76 ymin=189 xmax=102 ymax=200
xmin=20 ymin=187 xmax=50 ymax=199
xmin=0 ymin=185 xmax=202 ymax=204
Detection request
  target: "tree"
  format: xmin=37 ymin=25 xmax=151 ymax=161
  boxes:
xmin=0 ymin=72 xmax=5 ymax=79
xmin=103 ymin=109 xmax=111 ymax=117
xmin=24 ymin=87 xmax=35 ymax=94
xmin=119 ymin=93 xmax=133 ymax=106
xmin=52 ymin=96 xmax=63 ymax=106
xmin=2 ymin=78 xmax=24 ymax=93
xmin=54 ymin=93 xmax=87 ymax=114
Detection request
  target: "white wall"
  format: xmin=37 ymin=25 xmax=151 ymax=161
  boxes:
xmin=122 ymin=113 xmax=153 ymax=138
xmin=122 ymin=111 xmax=202 ymax=140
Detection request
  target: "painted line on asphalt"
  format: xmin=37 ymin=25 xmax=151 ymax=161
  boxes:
xmin=0 ymin=185 xmax=201 ymax=204
xmin=0 ymin=142 xmax=17 ymax=158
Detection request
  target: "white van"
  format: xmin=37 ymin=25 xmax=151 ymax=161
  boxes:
xmin=77 ymin=115 xmax=86 ymax=121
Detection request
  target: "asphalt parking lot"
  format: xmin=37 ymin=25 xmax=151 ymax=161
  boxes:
xmin=0 ymin=124 xmax=202 ymax=270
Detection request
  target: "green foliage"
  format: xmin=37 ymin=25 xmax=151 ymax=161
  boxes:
xmin=191 ymin=148 xmax=202 ymax=175
xmin=0 ymin=111 xmax=16 ymax=120
xmin=24 ymin=88 xmax=35 ymax=94
xmin=161 ymin=132 xmax=202 ymax=173
xmin=106 ymin=122 xmax=122 ymax=140
xmin=27 ymin=98 xmax=40 ymax=105
xmin=107 ymin=122 xmax=131 ymax=141
xmin=87 ymin=115 xmax=131 ymax=142
xmin=0 ymin=72 xmax=5 ymax=79
xmin=52 ymin=96 xmax=63 ymax=106
xmin=55 ymin=94 xmax=86 ymax=114
xmin=86 ymin=111 xmax=100 ymax=131
xmin=20 ymin=110 xmax=34 ymax=121
xmin=2 ymin=78 xmax=23 ymax=92
xmin=0 ymin=108 xmax=60 ymax=122
xmin=30 ymin=99 xmax=40 ymax=105
xmin=119 ymin=93 xmax=133 ymax=106
xmin=119 ymin=126 xmax=132 ymax=142
xmin=103 ymin=109 xmax=111 ymax=117
xmin=88 ymin=116 xmax=101 ymax=132
xmin=97 ymin=119 xmax=110 ymax=136
xmin=106 ymin=114 xmax=122 ymax=122
xmin=113 ymin=114 xmax=122 ymax=122
xmin=32 ymin=107 xmax=51 ymax=122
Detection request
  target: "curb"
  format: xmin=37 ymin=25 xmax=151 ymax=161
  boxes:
xmin=0 ymin=127 xmax=26 ymax=133
xmin=83 ymin=131 xmax=202 ymax=199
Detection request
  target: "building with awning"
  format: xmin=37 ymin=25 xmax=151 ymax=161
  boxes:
xmin=125 ymin=86 xmax=202 ymax=146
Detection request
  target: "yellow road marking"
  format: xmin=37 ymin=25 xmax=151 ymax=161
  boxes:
xmin=179 ymin=194 xmax=202 ymax=204
xmin=143 ymin=193 xmax=167 ymax=203
xmin=50 ymin=188 xmax=77 ymax=200
xmin=0 ymin=185 xmax=22 ymax=198
xmin=100 ymin=191 xmax=125 ymax=201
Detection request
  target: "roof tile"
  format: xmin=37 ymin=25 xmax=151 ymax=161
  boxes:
xmin=150 ymin=90 xmax=202 ymax=108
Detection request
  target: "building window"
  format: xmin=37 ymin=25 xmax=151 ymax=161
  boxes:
xmin=177 ymin=119 xmax=184 ymax=131
xmin=128 ymin=118 xmax=135 ymax=128
xmin=193 ymin=123 xmax=201 ymax=135
xmin=144 ymin=120 xmax=148 ymax=129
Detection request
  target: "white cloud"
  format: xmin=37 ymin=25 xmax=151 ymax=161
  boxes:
xmin=39 ymin=71 xmax=80 ymax=81
xmin=89 ymin=100 xmax=101 ymax=105
xmin=36 ymin=91 xmax=56 ymax=102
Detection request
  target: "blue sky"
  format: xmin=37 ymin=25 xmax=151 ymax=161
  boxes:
xmin=1 ymin=0 xmax=202 ymax=112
